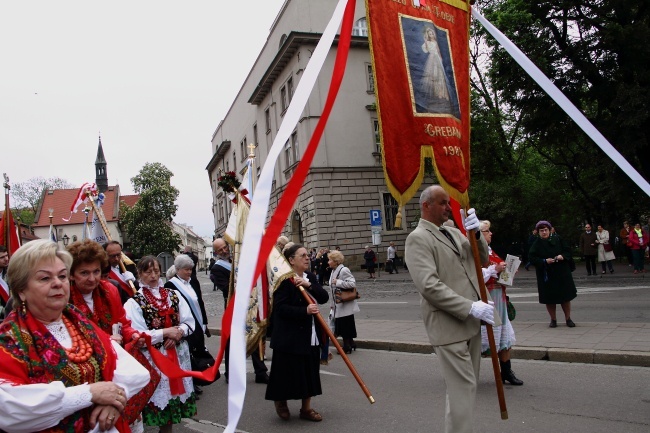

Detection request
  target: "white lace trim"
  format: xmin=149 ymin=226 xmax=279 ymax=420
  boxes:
xmin=62 ymin=383 xmax=93 ymax=411
xmin=44 ymin=320 xmax=72 ymax=348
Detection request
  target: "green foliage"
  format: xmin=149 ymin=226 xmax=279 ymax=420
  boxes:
xmin=119 ymin=163 xmax=181 ymax=257
xmin=466 ymin=0 xmax=650 ymax=256
xmin=11 ymin=177 xmax=74 ymax=212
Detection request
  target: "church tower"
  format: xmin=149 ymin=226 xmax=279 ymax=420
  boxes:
xmin=95 ymin=136 xmax=108 ymax=193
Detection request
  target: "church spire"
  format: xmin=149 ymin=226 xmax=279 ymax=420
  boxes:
xmin=95 ymin=135 xmax=108 ymax=193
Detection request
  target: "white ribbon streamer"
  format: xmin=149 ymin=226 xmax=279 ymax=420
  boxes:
xmin=223 ymin=1 xmax=349 ymax=431
xmin=472 ymin=7 xmax=650 ymax=197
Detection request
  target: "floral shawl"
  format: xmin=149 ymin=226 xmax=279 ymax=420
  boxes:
xmin=0 ymin=304 xmax=117 ymax=432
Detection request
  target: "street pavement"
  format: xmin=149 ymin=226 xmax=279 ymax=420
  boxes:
xmin=142 ymin=262 xmax=649 ymax=433
xmin=200 ymin=260 xmax=650 ymax=368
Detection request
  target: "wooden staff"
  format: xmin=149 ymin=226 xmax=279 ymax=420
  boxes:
xmin=85 ymin=189 xmax=137 ymax=295
xmin=297 ymin=285 xmax=375 ymax=404
xmin=467 ymin=226 xmax=508 ymax=420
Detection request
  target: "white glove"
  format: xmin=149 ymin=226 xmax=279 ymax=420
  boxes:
xmin=460 ymin=208 xmax=480 ymax=232
xmin=123 ymin=271 xmax=136 ymax=282
xmin=469 ymin=300 xmax=495 ymax=325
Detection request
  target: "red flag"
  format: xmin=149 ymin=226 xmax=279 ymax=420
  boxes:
xmin=366 ymin=0 xmax=472 ymax=219
xmin=1 ymin=195 xmax=21 ymax=257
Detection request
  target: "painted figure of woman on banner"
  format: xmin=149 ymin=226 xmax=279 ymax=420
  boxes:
xmin=400 ymin=16 xmax=460 ymax=118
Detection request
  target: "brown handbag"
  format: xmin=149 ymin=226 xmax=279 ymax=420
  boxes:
xmin=335 ymin=287 xmax=360 ymax=303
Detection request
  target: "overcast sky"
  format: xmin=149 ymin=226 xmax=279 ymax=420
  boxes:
xmin=1 ymin=0 xmax=286 ymax=238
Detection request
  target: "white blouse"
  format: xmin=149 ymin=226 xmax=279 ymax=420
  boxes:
xmin=123 ymin=286 xmax=195 ymax=343
xmin=0 ymin=340 xmax=149 ymax=433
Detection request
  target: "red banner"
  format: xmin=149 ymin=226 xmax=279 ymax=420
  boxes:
xmin=366 ymin=0 xmax=472 ymax=215
xmin=1 ymin=194 xmax=21 ymax=257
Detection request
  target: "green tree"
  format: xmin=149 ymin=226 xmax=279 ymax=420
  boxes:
xmin=465 ymin=0 xmax=650 ymax=256
xmin=119 ymin=163 xmax=181 ymax=257
xmin=476 ymin=0 xmax=650 ymax=221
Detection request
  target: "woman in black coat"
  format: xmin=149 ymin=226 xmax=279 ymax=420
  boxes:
xmin=265 ymin=243 xmax=329 ymax=422
xmin=528 ymin=220 xmax=577 ymax=328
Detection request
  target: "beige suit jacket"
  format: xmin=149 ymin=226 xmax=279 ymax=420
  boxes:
xmin=406 ymin=218 xmax=491 ymax=346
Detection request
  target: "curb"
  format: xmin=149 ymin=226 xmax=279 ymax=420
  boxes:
xmin=207 ymin=329 xmax=650 ymax=368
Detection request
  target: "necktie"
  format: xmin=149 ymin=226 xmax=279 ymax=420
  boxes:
xmin=439 ymin=227 xmax=459 ymax=251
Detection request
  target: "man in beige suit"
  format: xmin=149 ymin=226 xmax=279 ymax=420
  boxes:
xmin=406 ymin=185 xmax=495 ymax=433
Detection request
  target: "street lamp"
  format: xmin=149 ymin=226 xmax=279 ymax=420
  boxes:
xmin=62 ymin=234 xmax=70 ymax=246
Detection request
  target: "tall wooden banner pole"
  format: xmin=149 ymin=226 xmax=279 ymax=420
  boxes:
xmin=467 ymin=227 xmax=508 ymax=420
xmin=298 ymin=285 xmax=375 ymax=404
xmin=85 ymin=189 xmax=137 ymax=295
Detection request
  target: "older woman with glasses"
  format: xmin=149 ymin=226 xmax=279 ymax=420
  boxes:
xmin=124 ymin=256 xmax=197 ymax=433
xmin=528 ymin=220 xmax=577 ymax=328
xmin=0 ymin=240 xmax=149 ymax=433
xmin=265 ymin=244 xmax=329 ymax=422
xmin=479 ymin=221 xmax=522 ymax=385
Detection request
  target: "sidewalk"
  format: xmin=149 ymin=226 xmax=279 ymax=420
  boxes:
xmin=201 ymin=261 xmax=650 ymax=368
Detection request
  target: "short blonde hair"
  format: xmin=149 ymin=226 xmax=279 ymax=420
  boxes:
xmin=166 ymin=265 xmax=177 ymax=280
xmin=328 ymin=250 xmax=344 ymax=265
xmin=479 ymin=220 xmax=491 ymax=232
xmin=7 ymin=239 xmax=73 ymax=303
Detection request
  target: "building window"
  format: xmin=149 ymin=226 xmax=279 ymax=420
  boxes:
xmin=382 ymin=192 xmax=400 ymax=231
xmin=284 ymin=139 xmax=292 ymax=167
xmin=353 ymin=17 xmax=368 ymax=36
xmin=291 ymin=131 xmax=299 ymax=162
xmin=253 ymin=123 xmax=258 ymax=146
xmin=366 ymin=63 xmax=375 ymax=93
xmin=373 ymin=119 xmax=381 ymax=153
xmin=240 ymin=137 xmax=247 ymax=162
xmin=265 ymin=108 xmax=271 ymax=133
xmin=233 ymin=151 xmax=237 ymax=173
xmin=280 ymin=86 xmax=288 ymax=112
xmin=287 ymin=77 xmax=294 ymax=102
xmin=226 ymin=160 xmax=229 ymax=173
xmin=217 ymin=200 xmax=225 ymax=226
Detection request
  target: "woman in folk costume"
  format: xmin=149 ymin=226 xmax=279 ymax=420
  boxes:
xmin=67 ymin=240 xmax=159 ymax=433
xmin=124 ymin=256 xmax=197 ymax=433
xmin=0 ymin=240 xmax=149 ymax=433
xmin=478 ymin=221 xmax=523 ymax=386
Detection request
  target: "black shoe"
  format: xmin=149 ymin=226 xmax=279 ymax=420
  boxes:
xmin=343 ymin=345 xmax=352 ymax=354
xmin=549 ymin=319 xmax=557 ymax=328
xmin=255 ymin=372 xmax=270 ymax=384
xmin=610 ymin=269 xmax=614 ymax=274
xmin=566 ymin=319 xmax=576 ymax=327
xmin=587 ymin=273 xmax=592 ymax=276
xmin=500 ymin=360 xmax=524 ymax=385
xmin=194 ymin=385 xmax=203 ymax=394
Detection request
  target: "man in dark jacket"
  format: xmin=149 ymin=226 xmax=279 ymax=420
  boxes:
xmin=579 ymin=223 xmax=598 ymax=276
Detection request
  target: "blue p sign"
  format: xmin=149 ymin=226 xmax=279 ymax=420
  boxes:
xmin=370 ymin=210 xmax=382 ymax=226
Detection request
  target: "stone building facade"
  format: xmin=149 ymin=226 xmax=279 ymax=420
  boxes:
xmin=206 ymin=0 xmax=423 ymax=269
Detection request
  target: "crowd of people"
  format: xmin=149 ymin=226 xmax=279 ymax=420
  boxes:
xmin=0 ymin=239 xmax=210 ymax=433
xmin=0 ymin=189 xmax=647 ymax=432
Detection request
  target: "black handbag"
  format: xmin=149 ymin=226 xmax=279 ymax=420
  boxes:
xmin=190 ymin=345 xmax=218 ymax=386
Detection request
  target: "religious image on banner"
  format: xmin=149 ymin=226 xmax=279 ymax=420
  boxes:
xmin=366 ymin=0 xmax=472 ymax=217
xmin=400 ymin=16 xmax=460 ymax=118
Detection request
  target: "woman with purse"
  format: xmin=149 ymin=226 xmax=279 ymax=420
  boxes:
xmin=595 ymin=225 xmax=615 ymax=274
xmin=479 ymin=221 xmax=523 ymax=386
xmin=328 ymin=250 xmax=359 ymax=354
xmin=528 ymin=220 xmax=578 ymax=328
xmin=266 ymin=244 xmax=329 ymax=422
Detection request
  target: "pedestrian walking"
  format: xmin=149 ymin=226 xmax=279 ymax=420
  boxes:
xmin=579 ymin=223 xmax=598 ymax=276
xmin=595 ymin=224 xmax=615 ymax=274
